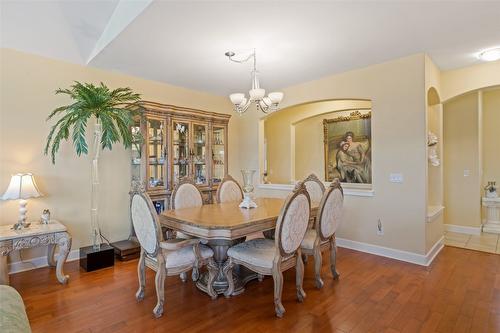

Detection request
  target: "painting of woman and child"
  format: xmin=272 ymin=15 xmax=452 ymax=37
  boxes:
xmin=324 ymin=111 xmax=372 ymax=184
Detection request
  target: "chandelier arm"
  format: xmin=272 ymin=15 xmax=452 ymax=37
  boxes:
xmin=227 ymin=51 xmax=255 ymax=64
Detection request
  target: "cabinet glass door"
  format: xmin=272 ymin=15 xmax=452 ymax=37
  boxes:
xmin=173 ymin=121 xmax=190 ymax=184
xmin=131 ymin=119 xmax=142 ymax=181
xmin=147 ymin=118 xmax=166 ymax=189
xmin=212 ymin=126 xmax=226 ymax=184
xmin=192 ymin=123 xmax=208 ymax=185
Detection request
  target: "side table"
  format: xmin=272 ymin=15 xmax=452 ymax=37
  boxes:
xmin=0 ymin=220 xmax=72 ymax=285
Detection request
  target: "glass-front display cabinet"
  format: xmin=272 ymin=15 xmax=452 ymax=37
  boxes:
xmin=131 ymin=102 xmax=230 ymax=207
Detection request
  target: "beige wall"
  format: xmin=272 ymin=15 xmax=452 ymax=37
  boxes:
xmin=482 ymin=89 xmax=500 ymax=187
xmin=264 ymin=100 xmax=371 ymax=184
xmin=255 ymin=54 xmax=428 ymax=254
xmin=0 ymin=48 xmax=239 ymax=262
xmin=441 ymin=60 xmax=500 ymax=102
xmin=443 ymin=92 xmax=481 ymax=227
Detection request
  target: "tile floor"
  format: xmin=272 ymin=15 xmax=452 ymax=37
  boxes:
xmin=444 ymin=230 xmax=500 ymax=254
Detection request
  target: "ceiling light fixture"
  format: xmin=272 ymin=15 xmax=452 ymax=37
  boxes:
xmin=225 ymin=49 xmax=284 ymax=114
xmin=478 ymin=47 xmax=500 ymax=62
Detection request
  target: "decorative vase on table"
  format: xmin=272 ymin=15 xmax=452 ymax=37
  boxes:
xmin=239 ymin=169 xmax=258 ymax=209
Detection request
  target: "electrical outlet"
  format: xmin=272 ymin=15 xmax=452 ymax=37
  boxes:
xmin=377 ymin=219 xmax=384 ymax=235
xmin=389 ymin=173 xmax=403 ymax=183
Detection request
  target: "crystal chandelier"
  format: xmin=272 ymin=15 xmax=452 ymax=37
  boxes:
xmin=225 ymin=50 xmax=284 ymax=114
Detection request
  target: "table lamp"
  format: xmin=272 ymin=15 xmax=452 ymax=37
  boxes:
xmin=1 ymin=173 xmax=42 ymax=229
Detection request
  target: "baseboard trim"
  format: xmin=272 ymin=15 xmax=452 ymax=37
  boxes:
xmin=336 ymin=236 xmax=444 ymax=267
xmin=445 ymin=224 xmax=481 ymax=235
xmin=8 ymin=236 xmax=446 ymax=274
xmin=8 ymin=249 xmax=80 ymax=275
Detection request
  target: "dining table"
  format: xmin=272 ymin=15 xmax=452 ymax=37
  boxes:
xmin=159 ymin=197 xmax=319 ymax=297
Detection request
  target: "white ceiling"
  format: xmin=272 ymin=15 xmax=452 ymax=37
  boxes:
xmin=2 ymin=1 xmax=500 ymax=96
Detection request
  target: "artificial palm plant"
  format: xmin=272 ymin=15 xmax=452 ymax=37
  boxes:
xmin=45 ymin=82 xmax=141 ymax=250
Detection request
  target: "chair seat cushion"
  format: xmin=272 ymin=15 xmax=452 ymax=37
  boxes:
xmin=301 ymin=229 xmax=317 ymax=250
xmin=301 ymin=229 xmax=330 ymax=250
xmin=163 ymin=244 xmax=213 ymax=268
xmin=227 ymin=238 xmax=276 ymax=269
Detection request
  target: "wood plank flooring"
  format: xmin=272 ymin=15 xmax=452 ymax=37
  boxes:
xmin=9 ymin=246 xmax=500 ymax=333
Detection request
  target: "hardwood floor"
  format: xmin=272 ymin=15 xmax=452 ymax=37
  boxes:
xmin=10 ymin=246 xmax=500 ymax=333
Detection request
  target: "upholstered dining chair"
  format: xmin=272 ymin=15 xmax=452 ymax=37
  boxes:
xmin=130 ymin=186 xmax=217 ymax=318
xmin=303 ymin=173 xmax=326 ymax=204
xmin=223 ymin=182 xmax=311 ymax=318
xmin=300 ymin=179 xmax=343 ymax=289
xmin=169 ymin=177 xmax=204 ymax=238
xmin=215 ymin=174 xmax=243 ymax=203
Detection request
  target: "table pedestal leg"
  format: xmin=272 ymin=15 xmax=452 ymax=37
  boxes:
xmin=196 ymin=238 xmax=259 ymax=296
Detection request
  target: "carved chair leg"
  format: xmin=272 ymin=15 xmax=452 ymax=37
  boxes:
xmin=330 ymin=237 xmax=340 ymax=280
xmin=180 ymin=272 xmax=188 ymax=283
xmin=153 ymin=255 xmax=166 ymax=318
xmin=313 ymin=243 xmax=324 ymax=289
xmin=301 ymin=253 xmax=308 ymax=265
xmin=207 ymin=258 xmax=218 ymax=300
xmin=223 ymin=258 xmax=235 ymax=298
xmin=191 ymin=243 xmax=201 ymax=282
xmin=272 ymin=261 xmax=285 ymax=318
xmin=136 ymin=249 xmax=146 ymax=301
xmin=296 ymin=249 xmax=306 ymax=302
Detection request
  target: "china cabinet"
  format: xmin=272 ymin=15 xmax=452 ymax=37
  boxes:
xmin=131 ymin=101 xmax=230 ymax=212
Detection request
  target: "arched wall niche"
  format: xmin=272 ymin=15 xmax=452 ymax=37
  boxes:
xmin=261 ymin=98 xmax=372 ymax=185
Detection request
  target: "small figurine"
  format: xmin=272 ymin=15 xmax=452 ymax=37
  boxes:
xmin=41 ymin=209 xmax=51 ymax=224
xmin=485 ymin=181 xmax=498 ymax=198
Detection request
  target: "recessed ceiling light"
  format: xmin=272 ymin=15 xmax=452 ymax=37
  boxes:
xmin=478 ymin=47 xmax=500 ymax=62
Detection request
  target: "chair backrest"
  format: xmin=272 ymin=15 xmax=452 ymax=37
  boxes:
xmin=275 ymin=182 xmax=311 ymax=257
xmin=130 ymin=186 xmax=162 ymax=256
xmin=171 ymin=177 xmax=203 ymax=209
xmin=216 ymin=175 xmax=244 ymax=203
xmin=316 ymin=179 xmax=344 ymax=240
xmin=303 ymin=173 xmax=326 ymax=203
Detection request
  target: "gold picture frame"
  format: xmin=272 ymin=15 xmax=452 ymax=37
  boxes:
xmin=323 ymin=110 xmax=372 ymax=184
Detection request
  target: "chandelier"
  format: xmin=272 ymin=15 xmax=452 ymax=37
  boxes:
xmin=225 ymin=50 xmax=284 ymax=114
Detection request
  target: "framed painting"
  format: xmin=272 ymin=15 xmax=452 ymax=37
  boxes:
xmin=323 ymin=110 xmax=372 ymax=184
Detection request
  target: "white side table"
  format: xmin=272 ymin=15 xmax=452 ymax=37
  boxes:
xmin=0 ymin=220 xmax=72 ymax=285
xmin=482 ymin=197 xmax=500 ymax=234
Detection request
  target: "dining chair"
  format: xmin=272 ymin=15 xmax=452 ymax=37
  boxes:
xmin=300 ymin=179 xmax=343 ymax=289
xmin=223 ymin=182 xmax=311 ymax=318
xmin=171 ymin=177 xmax=204 ymax=209
xmin=303 ymin=173 xmax=326 ymax=204
xmin=131 ymin=186 xmax=218 ymax=318
xmin=215 ymin=174 xmax=243 ymax=203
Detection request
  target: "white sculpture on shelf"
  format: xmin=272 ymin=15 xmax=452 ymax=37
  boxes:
xmin=427 ymin=132 xmax=440 ymax=167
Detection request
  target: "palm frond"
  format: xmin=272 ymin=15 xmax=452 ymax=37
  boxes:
xmin=45 ymin=81 xmax=141 ymax=164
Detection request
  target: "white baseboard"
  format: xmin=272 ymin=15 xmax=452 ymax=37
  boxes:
xmin=336 ymin=236 xmax=444 ymax=267
xmin=8 ymin=236 xmax=446 ymax=274
xmin=8 ymin=249 xmax=80 ymax=275
xmin=445 ymin=224 xmax=481 ymax=235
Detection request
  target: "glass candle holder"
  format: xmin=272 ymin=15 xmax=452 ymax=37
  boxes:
xmin=239 ymin=169 xmax=258 ymax=209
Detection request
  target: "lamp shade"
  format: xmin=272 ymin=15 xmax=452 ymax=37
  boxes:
xmin=268 ymin=92 xmax=284 ymax=104
xmin=230 ymin=93 xmax=245 ymax=105
xmin=1 ymin=173 xmax=42 ymax=200
xmin=249 ymin=88 xmax=266 ymax=101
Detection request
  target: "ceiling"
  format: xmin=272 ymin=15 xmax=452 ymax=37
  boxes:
xmin=2 ymin=1 xmax=500 ymax=96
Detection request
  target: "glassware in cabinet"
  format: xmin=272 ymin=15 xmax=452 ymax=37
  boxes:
xmin=212 ymin=126 xmax=226 ymax=184
xmin=192 ymin=123 xmax=208 ymax=185
xmin=147 ymin=117 xmax=166 ymax=189
xmin=172 ymin=121 xmax=190 ymax=184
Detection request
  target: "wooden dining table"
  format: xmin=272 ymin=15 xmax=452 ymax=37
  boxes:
xmin=159 ymin=197 xmax=319 ymax=297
